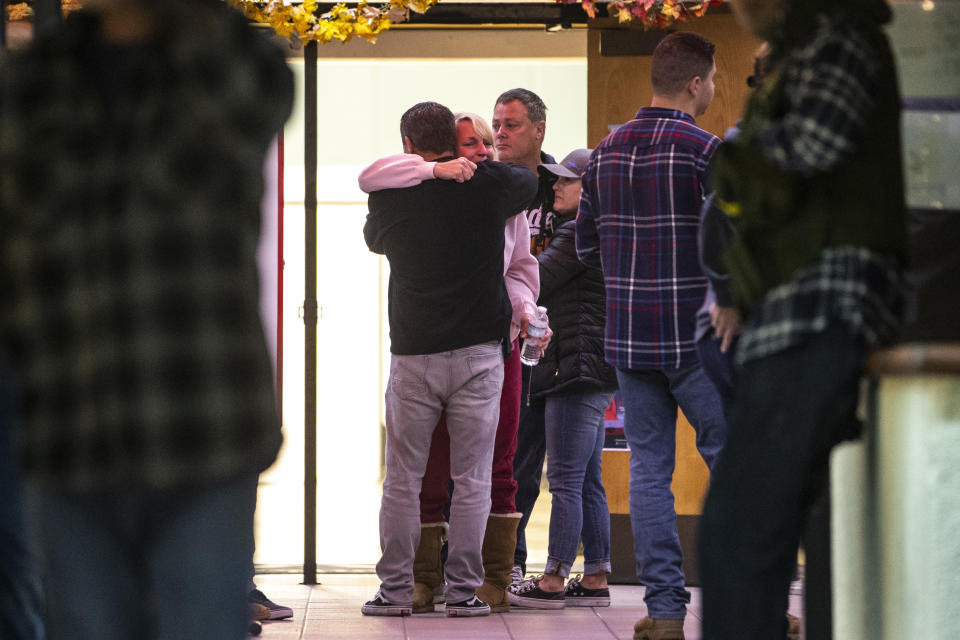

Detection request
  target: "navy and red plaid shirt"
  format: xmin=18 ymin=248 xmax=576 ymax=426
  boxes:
xmin=576 ymin=107 xmax=720 ymax=370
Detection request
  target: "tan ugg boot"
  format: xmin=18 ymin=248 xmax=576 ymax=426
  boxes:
xmin=412 ymin=522 xmax=447 ymax=613
xmin=633 ymin=616 xmax=685 ymax=640
xmin=475 ymin=512 xmax=522 ymax=613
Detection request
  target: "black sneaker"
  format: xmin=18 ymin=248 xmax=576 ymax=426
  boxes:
xmin=445 ymin=595 xmax=491 ymax=617
xmin=361 ymin=591 xmax=413 ymax=616
xmin=563 ymin=574 xmax=611 ymax=607
xmin=248 ymin=588 xmax=294 ymax=620
xmin=507 ymin=576 xmax=565 ymax=609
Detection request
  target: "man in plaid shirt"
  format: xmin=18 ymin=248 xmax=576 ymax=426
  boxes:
xmin=576 ymin=32 xmax=727 ymax=640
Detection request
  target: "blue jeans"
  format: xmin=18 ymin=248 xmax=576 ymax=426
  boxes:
xmin=25 ymin=475 xmax=258 ymax=640
xmin=0 ymin=360 xmax=44 ymax=640
xmin=616 ymin=363 xmax=727 ymax=619
xmin=544 ymin=391 xmax=614 ymax=577
xmin=512 ymin=367 xmax=546 ymax=572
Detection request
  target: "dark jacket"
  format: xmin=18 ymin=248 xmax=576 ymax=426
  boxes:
xmin=530 ymin=218 xmax=618 ymax=398
xmin=712 ymin=5 xmax=907 ymax=312
xmin=695 ymin=192 xmax=737 ymax=342
xmin=365 ymin=159 xmax=537 ymax=355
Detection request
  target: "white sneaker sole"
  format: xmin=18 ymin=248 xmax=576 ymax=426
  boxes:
xmin=361 ymin=604 xmax=412 ymax=616
xmin=506 ymin=591 xmax=566 ymax=610
xmin=565 ymin=597 xmax=611 ymax=607
xmin=445 ymin=605 xmax=491 ymax=617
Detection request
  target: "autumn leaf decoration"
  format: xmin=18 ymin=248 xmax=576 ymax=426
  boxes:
xmin=5 ymin=0 xmax=718 ymax=43
xmin=562 ymin=0 xmax=724 ymax=27
xmin=4 ymin=1 xmax=436 ymax=44
xmin=226 ymin=0 xmax=439 ymax=44
xmin=4 ymin=1 xmax=82 ymax=21
xmin=5 ymin=2 xmax=33 ymax=21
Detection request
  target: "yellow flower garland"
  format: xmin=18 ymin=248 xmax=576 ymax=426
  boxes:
xmin=4 ymin=1 xmax=437 ymax=45
xmin=226 ymin=0 xmax=439 ymax=45
xmin=4 ymin=0 xmax=720 ymax=43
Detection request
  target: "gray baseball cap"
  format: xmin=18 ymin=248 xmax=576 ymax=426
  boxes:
xmin=540 ymin=148 xmax=592 ymax=178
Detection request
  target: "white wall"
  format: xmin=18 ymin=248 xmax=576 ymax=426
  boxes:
xmin=255 ymin=45 xmax=588 ymax=568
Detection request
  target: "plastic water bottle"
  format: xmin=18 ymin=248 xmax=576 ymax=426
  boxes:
xmin=520 ymin=306 xmax=549 ymax=366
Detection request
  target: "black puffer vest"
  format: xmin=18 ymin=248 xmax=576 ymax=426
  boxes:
xmin=529 ymin=218 xmax=618 ymax=399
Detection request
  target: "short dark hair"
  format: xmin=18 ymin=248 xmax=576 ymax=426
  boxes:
xmin=494 ymin=88 xmax=547 ymax=124
xmin=400 ymin=101 xmax=457 ymax=155
xmin=651 ymin=32 xmax=716 ymax=97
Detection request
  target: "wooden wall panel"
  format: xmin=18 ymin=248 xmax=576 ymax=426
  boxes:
xmin=601 ymin=449 xmax=631 ymax=514
xmin=674 ymin=410 xmax=710 ymax=515
xmin=592 ymin=15 xmax=759 ymax=519
xmin=587 ymin=13 xmax=762 ymax=145
xmin=601 ymin=410 xmax=710 ymax=517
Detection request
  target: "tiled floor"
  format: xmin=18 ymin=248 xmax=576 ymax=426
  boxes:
xmin=251 ymin=573 xmax=805 ymax=639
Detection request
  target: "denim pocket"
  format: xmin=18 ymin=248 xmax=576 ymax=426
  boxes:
xmin=465 ymin=346 xmax=504 ymax=398
xmin=388 ymin=355 xmax=427 ymax=399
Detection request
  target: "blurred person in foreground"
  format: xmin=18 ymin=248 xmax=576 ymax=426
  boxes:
xmin=698 ymin=1 xmax=907 ymax=639
xmin=0 ymin=34 xmax=45 ymax=640
xmin=0 ymin=0 xmax=293 ymax=638
xmin=0 ymin=357 xmax=43 ymax=639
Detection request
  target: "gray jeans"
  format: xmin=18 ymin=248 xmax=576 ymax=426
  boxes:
xmin=377 ymin=341 xmax=504 ymax=604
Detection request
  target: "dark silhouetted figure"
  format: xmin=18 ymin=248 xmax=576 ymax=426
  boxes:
xmin=0 ymin=1 xmax=293 ymax=638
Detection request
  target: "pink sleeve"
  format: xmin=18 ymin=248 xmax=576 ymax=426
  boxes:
xmin=503 ymin=213 xmax=539 ymax=341
xmin=357 ymin=153 xmax=437 ymax=193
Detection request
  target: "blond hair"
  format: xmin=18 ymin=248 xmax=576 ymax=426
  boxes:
xmin=454 ymin=112 xmax=496 ymax=160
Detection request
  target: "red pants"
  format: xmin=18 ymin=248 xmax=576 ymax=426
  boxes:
xmin=419 ymin=340 xmax=522 ymax=522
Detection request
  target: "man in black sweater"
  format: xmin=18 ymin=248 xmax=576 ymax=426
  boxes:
xmin=362 ymin=102 xmax=537 ymax=617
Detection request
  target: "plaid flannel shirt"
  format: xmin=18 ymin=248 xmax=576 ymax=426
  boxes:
xmin=736 ymin=11 xmax=904 ymax=365
xmin=576 ymin=108 xmax=720 ymax=370
xmin=0 ymin=3 xmax=292 ymax=491
xmin=736 ymin=247 xmax=902 ymax=365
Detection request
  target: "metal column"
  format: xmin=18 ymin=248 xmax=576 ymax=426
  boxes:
xmin=302 ymin=39 xmax=319 ymax=586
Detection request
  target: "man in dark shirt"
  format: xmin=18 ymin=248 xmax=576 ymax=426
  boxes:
xmin=362 ymin=101 xmax=537 ymax=617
